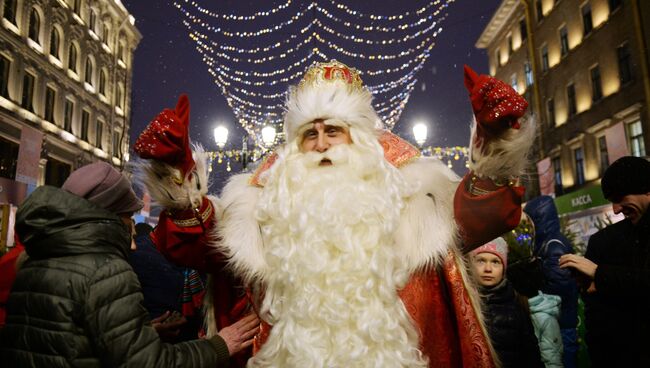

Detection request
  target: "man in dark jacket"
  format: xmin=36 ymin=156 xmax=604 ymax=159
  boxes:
xmin=0 ymin=162 xmax=258 ymax=367
xmin=560 ymin=156 xmax=650 ymax=368
xmin=524 ymin=196 xmax=579 ymax=368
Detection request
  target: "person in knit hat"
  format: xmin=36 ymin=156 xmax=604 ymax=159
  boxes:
xmin=560 ymin=156 xmax=650 ymax=367
xmin=0 ymin=162 xmax=259 ymax=367
xmin=470 ymin=237 xmax=543 ymax=368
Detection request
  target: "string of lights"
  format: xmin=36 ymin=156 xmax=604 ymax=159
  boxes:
xmin=175 ymin=0 xmax=456 ymax=144
xmin=207 ymin=145 xmax=469 ymax=172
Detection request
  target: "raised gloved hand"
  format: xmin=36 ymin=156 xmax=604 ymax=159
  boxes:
xmin=134 ymin=94 xmax=195 ymax=183
xmin=463 ymin=65 xmax=528 ymax=144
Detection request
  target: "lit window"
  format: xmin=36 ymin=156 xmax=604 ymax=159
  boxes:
xmin=524 ymin=62 xmax=533 ymax=87
xmin=113 ymin=131 xmax=121 ymax=158
xmin=598 ymin=136 xmax=609 ymax=175
xmin=574 ymin=147 xmax=585 ymax=185
xmin=559 ymin=26 xmax=569 ymax=57
xmin=627 ymin=120 xmax=646 ymax=157
xmin=582 ymin=4 xmax=593 ymax=35
xmin=84 ymin=57 xmax=93 ymax=85
xmin=68 ymin=44 xmax=78 ymax=73
xmin=567 ymin=84 xmax=577 ymax=118
xmin=21 ymin=72 xmax=35 ymax=112
xmin=28 ymin=9 xmax=41 ymax=43
xmin=95 ymin=120 xmax=103 ymax=148
xmin=3 ymin=0 xmax=17 ymax=25
xmin=50 ymin=27 xmax=61 ymax=59
xmin=547 ymin=98 xmax=556 ymax=127
xmin=591 ymin=65 xmax=603 ymax=102
xmin=64 ymin=99 xmax=74 ymax=132
xmin=617 ymin=43 xmax=633 ymax=84
xmin=44 ymin=86 xmax=56 ymax=123
xmin=553 ymin=157 xmax=563 ymax=194
xmin=99 ymin=69 xmax=107 ymax=96
xmin=81 ymin=110 xmax=90 ymax=141
xmin=541 ymin=45 xmax=549 ymax=72
xmin=0 ymin=55 xmax=10 ymax=98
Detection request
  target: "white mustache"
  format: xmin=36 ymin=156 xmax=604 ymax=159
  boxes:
xmin=299 ymin=144 xmax=351 ymax=167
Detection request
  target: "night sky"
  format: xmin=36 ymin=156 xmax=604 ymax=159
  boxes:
xmin=122 ymin=0 xmax=501 ymax=191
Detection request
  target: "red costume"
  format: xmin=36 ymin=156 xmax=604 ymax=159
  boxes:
xmin=135 ymin=63 xmax=533 ymax=367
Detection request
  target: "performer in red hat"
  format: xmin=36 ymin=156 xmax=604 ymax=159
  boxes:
xmin=135 ymin=61 xmax=534 ymax=367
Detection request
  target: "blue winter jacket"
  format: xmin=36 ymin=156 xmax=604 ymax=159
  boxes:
xmin=524 ymin=196 xmax=579 ymax=330
xmin=529 ymin=291 xmax=563 ymax=368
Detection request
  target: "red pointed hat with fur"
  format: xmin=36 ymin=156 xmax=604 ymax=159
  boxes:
xmin=134 ymin=95 xmax=195 ymax=179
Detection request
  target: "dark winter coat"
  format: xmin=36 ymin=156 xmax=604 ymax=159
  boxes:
xmin=0 ymin=186 xmax=229 ymax=368
xmin=480 ymin=280 xmax=543 ymax=368
xmin=583 ymin=210 xmax=650 ymax=368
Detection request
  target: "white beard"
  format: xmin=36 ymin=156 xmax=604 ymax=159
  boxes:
xmin=249 ymin=137 xmax=428 ymax=368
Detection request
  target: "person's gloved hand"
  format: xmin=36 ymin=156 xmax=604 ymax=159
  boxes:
xmin=134 ymin=94 xmax=195 ymax=183
xmin=463 ymin=65 xmax=528 ymax=145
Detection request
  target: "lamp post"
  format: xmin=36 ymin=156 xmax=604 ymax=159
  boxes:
xmin=261 ymin=125 xmax=277 ymax=147
xmin=412 ymin=122 xmax=428 ymax=146
xmin=213 ymin=125 xmax=228 ymax=150
xmin=211 ymin=125 xmax=278 ymax=172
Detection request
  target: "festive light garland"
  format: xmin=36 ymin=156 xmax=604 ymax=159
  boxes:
xmin=207 ymin=145 xmax=469 ymax=172
xmin=175 ymin=0 xmax=456 ymax=145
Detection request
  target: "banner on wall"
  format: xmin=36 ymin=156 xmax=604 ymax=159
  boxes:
xmin=15 ymin=126 xmax=43 ymax=186
xmin=537 ymin=157 xmax=554 ymax=196
xmin=605 ymin=122 xmax=629 ymax=163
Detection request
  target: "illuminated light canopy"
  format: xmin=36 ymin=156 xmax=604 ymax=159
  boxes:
xmin=176 ymin=0 xmax=455 ymax=146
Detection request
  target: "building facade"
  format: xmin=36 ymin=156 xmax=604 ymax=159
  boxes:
xmin=477 ymin=0 xmax=649 ymax=244
xmin=0 ymin=0 xmax=140 ymax=191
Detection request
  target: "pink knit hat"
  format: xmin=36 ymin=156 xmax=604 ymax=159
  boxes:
xmin=62 ymin=161 xmax=143 ymax=215
xmin=470 ymin=237 xmax=508 ymax=268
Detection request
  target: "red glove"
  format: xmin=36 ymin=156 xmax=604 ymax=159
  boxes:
xmin=134 ymin=94 xmax=195 ymax=180
xmin=463 ymin=65 xmax=528 ymax=144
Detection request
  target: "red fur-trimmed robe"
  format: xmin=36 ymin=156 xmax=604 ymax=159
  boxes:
xmin=150 ymin=131 xmax=525 ymax=367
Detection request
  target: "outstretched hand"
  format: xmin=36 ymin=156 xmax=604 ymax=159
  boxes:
xmin=217 ymin=313 xmax=260 ymax=356
xmin=463 ymin=65 xmax=528 ymax=143
xmin=559 ymin=254 xmax=598 ymax=279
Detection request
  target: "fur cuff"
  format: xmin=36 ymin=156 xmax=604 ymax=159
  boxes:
xmin=468 ymin=116 xmax=536 ymax=180
xmin=216 ymin=173 xmax=267 ymax=285
xmin=135 ymin=145 xmax=210 ymax=210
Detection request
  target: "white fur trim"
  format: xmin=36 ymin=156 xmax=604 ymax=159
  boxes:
xmin=395 ymin=157 xmax=461 ymax=272
xmin=216 ymin=173 xmax=267 ymax=285
xmin=284 ymin=83 xmax=382 ymax=142
xmin=469 ymin=116 xmax=536 ymax=180
xmin=134 ymin=145 xmax=210 ymax=210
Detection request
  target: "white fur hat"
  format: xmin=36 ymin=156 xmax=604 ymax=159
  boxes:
xmin=283 ymin=60 xmax=382 ymax=142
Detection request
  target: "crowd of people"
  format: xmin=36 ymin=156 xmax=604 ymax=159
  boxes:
xmin=0 ymin=60 xmax=648 ymax=367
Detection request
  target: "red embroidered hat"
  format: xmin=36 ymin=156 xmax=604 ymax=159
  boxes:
xmin=134 ymin=94 xmax=195 ymax=181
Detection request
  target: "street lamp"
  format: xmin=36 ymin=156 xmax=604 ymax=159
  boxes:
xmin=214 ymin=125 xmax=228 ymax=150
xmin=261 ymin=125 xmax=277 ymax=147
xmin=412 ymin=123 xmax=427 ymax=146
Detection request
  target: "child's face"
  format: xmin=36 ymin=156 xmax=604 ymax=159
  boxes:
xmin=471 ymin=252 xmax=504 ymax=287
